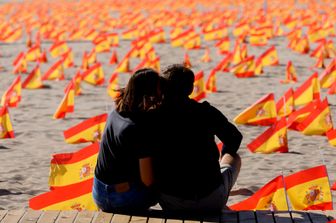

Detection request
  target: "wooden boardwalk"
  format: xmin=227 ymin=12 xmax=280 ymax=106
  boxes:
xmin=0 ymin=209 xmax=336 ymax=223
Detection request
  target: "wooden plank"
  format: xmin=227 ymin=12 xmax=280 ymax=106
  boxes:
xmin=238 ymin=211 xmax=256 ymax=223
xmin=291 ymin=211 xmax=312 ymax=223
xmin=256 ymin=210 xmax=275 ymax=223
xmin=325 ymin=210 xmax=336 ymax=221
xmin=273 ymin=211 xmax=292 ymax=223
xmin=308 ymin=210 xmax=329 ymax=223
xmin=219 ymin=210 xmax=238 ymax=223
xmin=130 ymin=216 xmax=148 ymax=223
xmin=92 ymin=212 xmax=113 ymax=223
xmin=184 ymin=220 xmax=202 ymax=223
xmin=74 ymin=210 xmax=96 ymax=223
xmin=147 ymin=217 xmax=165 ymax=223
xmin=55 ymin=210 xmax=78 ymax=223
xmin=37 ymin=210 xmax=60 ymax=223
xmin=165 ymin=219 xmax=183 ymax=223
xmin=1 ymin=209 xmax=26 ymax=223
xmin=20 ymin=209 xmax=43 ymax=223
xmin=0 ymin=210 xmax=8 ymax=221
xmin=110 ymin=214 xmax=131 ymax=223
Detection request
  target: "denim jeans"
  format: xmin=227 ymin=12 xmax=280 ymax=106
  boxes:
xmin=92 ymin=176 xmax=157 ymax=212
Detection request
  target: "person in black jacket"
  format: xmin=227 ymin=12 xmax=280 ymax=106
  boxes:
xmin=93 ymin=68 xmax=161 ymax=212
xmin=155 ymin=64 xmax=243 ymax=214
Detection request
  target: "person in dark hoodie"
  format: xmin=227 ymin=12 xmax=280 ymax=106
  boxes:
xmin=155 ymin=64 xmax=243 ymax=214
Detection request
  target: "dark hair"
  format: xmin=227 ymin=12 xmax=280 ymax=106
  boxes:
xmin=161 ymin=64 xmax=194 ymax=99
xmin=115 ymin=68 xmax=161 ymax=113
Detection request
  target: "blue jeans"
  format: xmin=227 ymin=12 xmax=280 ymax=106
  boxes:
xmin=92 ymin=176 xmax=157 ymax=212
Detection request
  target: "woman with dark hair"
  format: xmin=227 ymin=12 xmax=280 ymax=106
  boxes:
xmin=93 ymin=68 xmax=161 ymax=212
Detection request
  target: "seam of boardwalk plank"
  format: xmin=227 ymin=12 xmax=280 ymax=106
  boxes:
xmin=0 ymin=210 xmax=335 ymax=223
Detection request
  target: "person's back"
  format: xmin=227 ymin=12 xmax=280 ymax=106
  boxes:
xmin=155 ymin=64 xmax=243 ymax=213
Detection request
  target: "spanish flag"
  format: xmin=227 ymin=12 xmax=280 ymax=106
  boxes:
xmin=1 ymin=76 xmax=21 ymax=108
xmin=215 ymin=37 xmax=230 ymax=54
xmin=230 ymin=55 xmax=255 ymax=78
xmin=12 ymin=52 xmax=27 ymax=74
xmin=184 ymin=33 xmax=201 ymax=50
xmin=230 ymin=176 xmax=288 ymax=211
xmin=81 ymin=62 xmax=105 ymax=86
xmin=247 ymin=118 xmax=288 ymax=154
xmin=148 ymin=28 xmax=166 ymax=43
xmin=234 ymin=93 xmax=277 ymax=126
xmin=25 ymin=45 xmax=41 ymax=62
xmin=214 ymin=53 xmax=231 ymax=72
xmin=49 ymin=41 xmax=69 ymax=58
xmin=109 ymin=50 xmax=118 ymax=65
xmin=63 ymin=113 xmax=107 ymax=144
xmin=203 ymin=26 xmax=227 ymax=41
xmin=259 ymin=45 xmax=279 ymax=66
xmin=314 ymin=55 xmax=325 ymax=69
xmin=293 ymin=36 xmax=310 ymax=54
xmin=319 ymin=61 xmax=336 ymax=88
xmin=53 ymin=83 xmax=74 ymax=119
xmin=108 ymin=73 xmax=120 ymax=99
xmin=280 ymin=61 xmax=298 ymax=84
xmin=29 ymin=178 xmax=97 ymax=211
xmin=115 ymin=56 xmax=130 ymax=73
xmin=326 ymin=129 xmax=336 ymax=146
xmin=190 ymin=71 xmax=206 ymax=101
xmin=285 ymin=165 xmax=332 ymax=210
xmin=232 ymin=39 xmax=242 ymax=64
xmin=0 ymin=106 xmax=15 ymax=139
xmin=42 ymin=58 xmax=65 ymax=81
xmin=297 ymin=98 xmax=333 ymax=136
xmin=183 ymin=52 xmax=192 ymax=68
xmin=294 ymin=73 xmax=320 ymax=106
xmin=276 ymin=88 xmax=295 ymax=117
xmin=171 ymin=28 xmax=193 ymax=47
xmin=328 ymin=81 xmax=336 ymax=95
xmin=287 ymin=100 xmax=317 ymax=131
xmin=249 ymin=32 xmax=268 ymax=46
xmin=65 ymin=71 xmax=82 ymax=96
xmin=205 ymin=69 xmax=217 ymax=93
xmin=61 ymin=48 xmax=74 ymax=68
xmin=93 ymin=36 xmax=110 ymax=53
xmin=49 ymin=143 xmax=99 ymax=189
xmin=81 ymin=49 xmax=97 ymax=70
xmin=22 ymin=64 xmax=43 ymax=89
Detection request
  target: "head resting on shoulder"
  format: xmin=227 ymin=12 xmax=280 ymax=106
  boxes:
xmin=161 ymin=64 xmax=194 ymax=101
xmin=115 ymin=68 xmax=161 ymax=113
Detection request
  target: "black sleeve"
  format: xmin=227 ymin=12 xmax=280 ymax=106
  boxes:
xmin=205 ymin=102 xmax=243 ymax=155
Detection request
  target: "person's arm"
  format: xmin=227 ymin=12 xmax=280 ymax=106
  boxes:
xmin=207 ymin=103 xmax=243 ymax=155
xmin=139 ymin=157 xmax=154 ymax=186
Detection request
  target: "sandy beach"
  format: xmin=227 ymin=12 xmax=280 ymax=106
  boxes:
xmin=0 ymin=0 xmax=336 ymax=211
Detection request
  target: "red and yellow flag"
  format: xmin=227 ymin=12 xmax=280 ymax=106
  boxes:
xmin=63 ymin=113 xmax=107 ymax=144
xmin=115 ymin=56 xmax=130 ymax=73
xmin=109 ymin=50 xmax=118 ymax=65
xmin=319 ymin=60 xmax=336 ymax=88
xmin=297 ymin=98 xmax=333 ymax=135
xmin=294 ymin=73 xmax=320 ymax=106
xmin=25 ymin=45 xmax=42 ymax=62
xmin=230 ymin=176 xmax=288 ymax=211
xmin=190 ymin=71 xmax=206 ymax=101
xmin=183 ymin=52 xmax=192 ymax=68
xmin=0 ymin=106 xmax=15 ymax=139
xmin=247 ymin=118 xmax=288 ymax=154
xmin=93 ymin=35 xmax=110 ymax=53
xmin=53 ymin=83 xmax=74 ymax=119
xmin=200 ymin=48 xmax=211 ymax=62
xmin=326 ymin=129 xmax=336 ymax=146
xmin=287 ymin=100 xmax=318 ymax=131
xmin=205 ymin=69 xmax=217 ymax=93
xmin=29 ymin=178 xmax=97 ymax=211
xmin=285 ymin=165 xmax=332 ymax=210
xmin=230 ymin=56 xmax=255 ymax=78
xmin=49 ymin=41 xmax=69 ymax=58
xmin=258 ymin=45 xmax=279 ymax=66
xmin=215 ymin=37 xmax=230 ymax=54
xmin=1 ymin=76 xmax=21 ymax=108
xmin=214 ymin=53 xmax=231 ymax=72
xmin=81 ymin=62 xmax=105 ymax=86
xmin=108 ymin=73 xmax=120 ymax=99
xmin=276 ymin=88 xmax=295 ymax=117
xmin=280 ymin=61 xmax=298 ymax=84
xmin=49 ymin=143 xmax=99 ymax=189
xmin=61 ymin=48 xmax=74 ymax=68
xmin=12 ymin=52 xmax=27 ymax=74
xmin=42 ymin=58 xmax=65 ymax=81
xmin=22 ymin=64 xmax=43 ymax=89
xmin=64 ymin=71 xmax=82 ymax=96
xmin=234 ymin=93 xmax=277 ymax=126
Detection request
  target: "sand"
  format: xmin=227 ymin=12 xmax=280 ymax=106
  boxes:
xmin=1 ymin=19 xmax=336 ymax=211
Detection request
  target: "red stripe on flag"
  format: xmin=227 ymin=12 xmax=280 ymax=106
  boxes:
xmin=285 ymin=165 xmax=328 ymax=189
